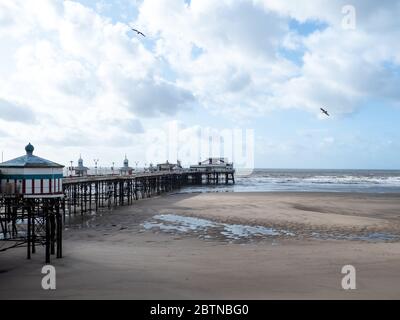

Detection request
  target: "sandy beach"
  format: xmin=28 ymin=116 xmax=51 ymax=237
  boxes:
xmin=1 ymin=192 xmax=400 ymax=299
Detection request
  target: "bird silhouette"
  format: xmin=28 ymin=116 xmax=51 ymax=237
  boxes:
xmin=320 ymin=108 xmax=330 ymax=116
xmin=131 ymin=27 xmax=146 ymax=37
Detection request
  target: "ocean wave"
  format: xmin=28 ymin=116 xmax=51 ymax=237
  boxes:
xmin=178 ymin=170 xmax=400 ymax=193
xmin=238 ymin=174 xmax=400 ymax=186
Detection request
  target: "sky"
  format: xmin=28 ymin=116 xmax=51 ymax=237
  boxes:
xmin=0 ymin=0 xmax=399 ymax=170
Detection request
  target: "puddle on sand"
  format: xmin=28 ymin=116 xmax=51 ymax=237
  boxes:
xmin=142 ymin=214 xmax=294 ymax=241
xmin=142 ymin=214 xmax=400 ymax=243
xmin=311 ymin=231 xmax=400 ymax=242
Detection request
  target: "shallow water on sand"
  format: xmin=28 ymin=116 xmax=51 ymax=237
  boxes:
xmin=141 ymin=214 xmax=400 ymax=243
xmin=142 ymin=214 xmax=294 ymax=241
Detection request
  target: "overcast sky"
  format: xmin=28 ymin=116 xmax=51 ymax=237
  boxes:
xmin=0 ymin=0 xmax=399 ymax=169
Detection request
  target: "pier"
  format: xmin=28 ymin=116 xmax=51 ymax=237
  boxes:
xmin=63 ymin=169 xmax=234 ymax=216
xmin=1 ymin=151 xmax=235 ymax=263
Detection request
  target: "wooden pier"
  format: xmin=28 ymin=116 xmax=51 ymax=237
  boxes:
xmin=1 ymin=169 xmax=234 ymax=262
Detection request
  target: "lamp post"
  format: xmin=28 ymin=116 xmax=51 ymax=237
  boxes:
xmin=94 ymin=159 xmax=99 ymax=176
xmin=70 ymin=161 xmax=73 ymax=177
xmin=135 ymin=161 xmax=139 ymax=172
xmin=112 ymin=162 xmax=115 ymax=175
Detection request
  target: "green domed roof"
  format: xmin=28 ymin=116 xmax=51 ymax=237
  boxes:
xmin=25 ymin=143 xmax=34 ymax=155
xmin=0 ymin=143 xmax=64 ymax=168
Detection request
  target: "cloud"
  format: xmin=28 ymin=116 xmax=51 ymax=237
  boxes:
xmin=2 ymin=0 xmax=400 ymax=126
xmin=0 ymin=0 xmax=198 ymax=159
xmin=117 ymin=77 xmax=195 ymax=117
xmin=135 ymin=0 xmax=400 ymax=118
xmin=0 ymin=98 xmax=36 ymax=123
xmin=109 ymin=118 xmax=145 ymax=134
xmin=0 ymin=0 xmax=399 ymax=166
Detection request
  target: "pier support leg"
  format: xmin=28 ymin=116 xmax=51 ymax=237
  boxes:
xmin=32 ymin=203 xmax=36 ymax=254
xmin=50 ymin=211 xmax=55 ymax=256
xmin=27 ymin=206 xmax=31 ymax=260
xmin=45 ymin=208 xmax=50 ymax=264
xmin=56 ymin=203 xmax=62 ymax=259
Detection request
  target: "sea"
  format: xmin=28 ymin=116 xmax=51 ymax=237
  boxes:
xmin=181 ymin=169 xmax=400 ymax=194
xmin=67 ymin=167 xmax=400 ymax=194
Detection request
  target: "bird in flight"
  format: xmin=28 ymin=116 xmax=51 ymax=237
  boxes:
xmin=320 ymin=108 xmax=330 ymax=116
xmin=130 ymin=27 xmax=146 ymax=37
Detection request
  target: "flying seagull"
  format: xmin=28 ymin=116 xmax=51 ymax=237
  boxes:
xmin=131 ymin=27 xmax=146 ymax=37
xmin=320 ymin=108 xmax=330 ymax=117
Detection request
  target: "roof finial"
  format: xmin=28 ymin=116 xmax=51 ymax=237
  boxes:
xmin=25 ymin=143 xmax=34 ymax=156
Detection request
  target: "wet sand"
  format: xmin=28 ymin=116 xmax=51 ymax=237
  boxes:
xmin=1 ymin=192 xmax=400 ymax=299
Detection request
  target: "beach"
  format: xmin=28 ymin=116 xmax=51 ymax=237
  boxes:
xmin=1 ymin=192 xmax=400 ymax=299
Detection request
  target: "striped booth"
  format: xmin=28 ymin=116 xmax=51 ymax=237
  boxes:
xmin=0 ymin=143 xmax=64 ymax=197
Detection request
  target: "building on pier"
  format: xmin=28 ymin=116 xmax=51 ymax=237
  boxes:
xmin=0 ymin=143 xmax=64 ymax=196
xmin=120 ymin=155 xmax=133 ymax=176
xmin=190 ymin=158 xmax=234 ymax=172
xmin=74 ymin=155 xmax=89 ymax=177
xmin=0 ymin=143 xmax=64 ymax=263
xmin=157 ymin=160 xmax=182 ymax=172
